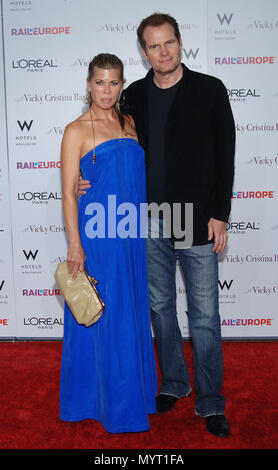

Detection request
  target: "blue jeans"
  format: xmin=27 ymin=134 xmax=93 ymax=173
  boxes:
xmin=146 ymin=218 xmax=225 ymax=417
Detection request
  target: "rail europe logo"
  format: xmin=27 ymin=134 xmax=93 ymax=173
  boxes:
xmin=17 ymin=161 xmax=61 ymax=169
xmin=11 ymin=26 xmax=71 ymax=36
xmin=232 ymin=190 xmax=274 ymax=199
xmin=221 ymin=318 xmax=272 ymax=327
xmin=22 ymin=289 xmax=62 ymax=296
xmin=215 ymin=56 xmax=275 ymax=65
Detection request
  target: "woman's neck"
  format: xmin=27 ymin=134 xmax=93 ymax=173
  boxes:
xmin=90 ymin=105 xmax=116 ymax=121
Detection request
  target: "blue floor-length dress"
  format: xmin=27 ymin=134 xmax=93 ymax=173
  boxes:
xmin=59 ymin=138 xmax=157 ymax=433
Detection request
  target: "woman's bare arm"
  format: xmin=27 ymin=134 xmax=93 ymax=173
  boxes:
xmin=61 ymin=123 xmax=86 ymax=279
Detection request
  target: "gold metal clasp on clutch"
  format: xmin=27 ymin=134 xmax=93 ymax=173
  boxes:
xmin=84 ymin=271 xmax=98 ymax=285
xmin=89 ymin=276 xmax=98 ymax=285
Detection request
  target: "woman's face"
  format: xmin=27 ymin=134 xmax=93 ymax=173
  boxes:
xmin=87 ymin=66 xmax=123 ymax=111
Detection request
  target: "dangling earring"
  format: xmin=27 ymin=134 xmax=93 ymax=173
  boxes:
xmin=87 ymin=88 xmax=92 ymax=105
xmin=119 ymin=92 xmax=125 ymax=108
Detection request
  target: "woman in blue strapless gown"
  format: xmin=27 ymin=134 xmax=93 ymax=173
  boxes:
xmin=59 ymin=54 xmax=157 ymax=433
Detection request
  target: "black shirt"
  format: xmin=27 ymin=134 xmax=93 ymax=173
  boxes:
xmin=121 ymin=64 xmax=235 ymax=245
xmin=147 ymin=77 xmax=181 ymax=204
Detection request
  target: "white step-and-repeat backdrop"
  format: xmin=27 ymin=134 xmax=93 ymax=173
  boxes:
xmin=0 ymin=0 xmax=277 ymax=339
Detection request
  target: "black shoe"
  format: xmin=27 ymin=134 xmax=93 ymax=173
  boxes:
xmin=156 ymin=394 xmax=179 ymax=413
xmin=206 ymin=415 xmax=230 ymax=437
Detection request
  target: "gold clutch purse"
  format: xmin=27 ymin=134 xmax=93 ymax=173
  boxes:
xmin=54 ymin=262 xmax=105 ymax=327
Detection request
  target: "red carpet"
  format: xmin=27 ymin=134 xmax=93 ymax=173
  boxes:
xmin=0 ymin=341 xmax=277 ymax=451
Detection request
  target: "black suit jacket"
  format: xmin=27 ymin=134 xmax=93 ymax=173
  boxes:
xmin=121 ymin=64 xmax=235 ymax=246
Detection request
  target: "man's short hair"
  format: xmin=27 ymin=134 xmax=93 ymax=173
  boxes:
xmin=137 ymin=12 xmax=181 ymax=50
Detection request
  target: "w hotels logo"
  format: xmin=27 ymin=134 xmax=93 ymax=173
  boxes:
xmin=23 ymin=249 xmax=38 ymax=261
xmin=182 ymin=48 xmax=202 ymax=70
xmin=218 ymin=279 xmax=233 ymax=290
xmin=217 ymin=13 xmax=234 ymax=25
xmin=183 ymin=48 xmax=199 ymax=60
xmin=214 ymin=12 xmax=236 ymax=40
xmin=17 ymin=120 xmax=33 ymax=131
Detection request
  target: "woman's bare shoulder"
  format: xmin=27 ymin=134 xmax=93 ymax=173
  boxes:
xmin=64 ymin=112 xmax=89 ymax=137
xmin=123 ymin=113 xmax=137 ymax=138
xmin=123 ymin=113 xmax=135 ymax=125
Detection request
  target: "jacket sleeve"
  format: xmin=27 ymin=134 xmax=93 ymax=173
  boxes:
xmin=207 ymin=80 xmax=235 ymax=222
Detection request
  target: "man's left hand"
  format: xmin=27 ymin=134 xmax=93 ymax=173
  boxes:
xmin=208 ymin=218 xmax=228 ymax=253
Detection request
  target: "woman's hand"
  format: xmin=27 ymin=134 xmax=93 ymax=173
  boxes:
xmin=67 ymin=243 xmax=86 ymax=280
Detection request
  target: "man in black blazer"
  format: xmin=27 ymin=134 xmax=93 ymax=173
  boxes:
xmin=122 ymin=13 xmax=235 ymax=438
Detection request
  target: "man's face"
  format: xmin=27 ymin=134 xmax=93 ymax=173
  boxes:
xmin=141 ymin=22 xmax=182 ymax=75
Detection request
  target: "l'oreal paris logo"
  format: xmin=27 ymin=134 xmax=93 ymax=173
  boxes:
xmin=226 ymin=221 xmax=260 ymax=232
xmin=227 ymin=88 xmax=260 ymax=99
xmin=17 ymin=192 xmax=62 ymax=202
xmin=12 ymin=59 xmax=58 ymax=70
